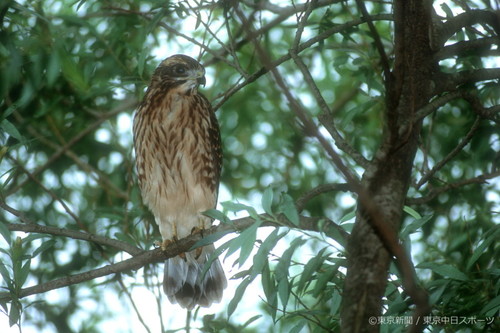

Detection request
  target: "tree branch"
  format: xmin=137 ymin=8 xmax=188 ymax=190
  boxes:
xmin=435 ymin=68 xmax=500 ymax=95
xmin=291 ymin=53 xmax=370 ymax=168
xmin=205 ymin=0 xmax=344 ymax=67
xmin=295 ymin=183 xmax=353 ymax=213
xmin=407 ymin=172 xmax=500 ymax=205
xmin=413 ymin=90 xmax=465 ymax=122
xmin=212 ymin=14 xmax=392 ymax=111
xmin=0 ymin=200 xmax=142 ymax=255
xmin=6 ymin=223 xmax=143 ymax=256
xmin=5 ymin=98 xmax=136 ymax=199
xmin=416 ymin=116 xmax=482 ymax=189
xmin=434 ymin=37 xmax=500 ymax=61
xmin=0 ymin=213 xmax=347 ymax=302
xmin=235 ymin=9 xmax=429 ymax=332
xmin=435 ymin=10 xmax=500 ymax=47
xmin=354 ymin=0 xmax=391 ymax=79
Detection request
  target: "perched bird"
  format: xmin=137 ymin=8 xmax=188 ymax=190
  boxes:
xmin=133 ymin=54 xmax=226 ymax=309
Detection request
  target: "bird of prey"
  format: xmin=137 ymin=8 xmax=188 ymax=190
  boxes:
xmin=133 ymin=54 xmax=226 ymax=309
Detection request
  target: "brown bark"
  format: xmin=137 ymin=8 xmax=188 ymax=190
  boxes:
xmin=341 ymin=1 xmax=434 ymax=332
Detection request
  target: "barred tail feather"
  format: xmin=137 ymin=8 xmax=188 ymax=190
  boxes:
xmin=163 ymin=244 xmax=226 ymax=309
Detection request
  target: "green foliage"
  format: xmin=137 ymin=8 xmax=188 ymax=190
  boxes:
xmin=0 ymin=0 xmax=499 ymax=332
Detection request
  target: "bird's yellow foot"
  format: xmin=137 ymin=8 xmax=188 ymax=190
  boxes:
xmin=191 ymin=227 xmax=205 ymax=259
xmin=160 ymin=239 xmax=173 ymax=251
xmin=191 ymin=226 xmax=204 ymax=236
xmin=157 ymin=238 xmax=186 ymax=260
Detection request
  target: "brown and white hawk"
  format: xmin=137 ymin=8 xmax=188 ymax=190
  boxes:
xmin=133 ymin=54 xmax=226 ymax=309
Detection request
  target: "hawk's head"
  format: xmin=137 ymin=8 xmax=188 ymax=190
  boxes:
xmin=152 ymin=54 xmax=206 ymax=93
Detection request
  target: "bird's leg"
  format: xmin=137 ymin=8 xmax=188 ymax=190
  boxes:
xmin=191 ymin=227 xmax=204 ymax=259
xmin=160 ymin=236 xmax=186 ymax=260
xmin=170 ymin=223 xmax=186 ymax=260
xmin=157 ymin=239 xmax=172 ymax=250
xmin=157 ymin=222 xmax=187 ymax=260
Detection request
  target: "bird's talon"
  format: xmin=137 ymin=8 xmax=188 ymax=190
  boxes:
xmin=161 ymin=239 xmax=173 ymax=251
xmin=194 ymin=247 xmax=203 ymax=259
xmin=191 ymin=227 xmax=204 ymax=236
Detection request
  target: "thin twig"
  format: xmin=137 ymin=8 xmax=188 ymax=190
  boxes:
xmin=354 ymin=0 xmax=392 ymax=80
xmin=288 ymin=1 xmax=369 ymax=168
xmin=212 ymin=14 xmax=392 ymax=111
xmin=407 ymin=172 xmax=499 ymax=205
xmin=291 ymin=54 xmax=370 ymax=168
xmin=6 ymin=99 xmax=136 ymax=198
xmin=6 ymin=156 xmax=85 ymax=229
xmin=5 ymin=222 xmax=142 ymax=256
xmin=416 ymin=116 xmax=482 ymax=189
xmin=1 ymin=200 xmax=142 ymax=255
xmin=204 ymin=0 xmax=343 ymax=67
xmin=436 ymin=9 xmax=500 ymax=47
xmin=295 ymin=183 xmax=352 ymax=213
xmin=434 ymin=37 xmax=500 ymax=61
xmin=117 ymin=276 xmax=153 ymax=333
xmin=413 ymin=90 xmax=465 ymax=121
xmin=435 ymin=68 xmax=500 ymax=95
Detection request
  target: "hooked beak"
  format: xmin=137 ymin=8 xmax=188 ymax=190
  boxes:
xmin=197 ymin=76 xmax=206 ymax=86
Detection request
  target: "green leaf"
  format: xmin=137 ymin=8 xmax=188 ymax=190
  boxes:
xmin=280 ymin=194 xmax=299 ymax=226
xmin=1 ymin=119 xmax=23 ymax=142
xmin=330 ymin=289 xmax=341 ymax=315
xmin=0 ymin=300 xmax=7 ymax=313
xmin=339 ymin=210 xmax=356 ymax=223
xmin=243 ymin=315 xmax=262 ymax=328
xmin=225 ymin=220 xmax=261 ymax=267
xmin=0 ymin=261 xmax=11 ymax=288
xmin=251 ymin=228 xmax=287 ymax=279
xmin=23 ymin=234 xmax=50 ymax=244
xmin=222 ymin=201 xmax=254 ymax=213
xmin=261 ymin=262 xmax=277 ymax=321
xmin=386 ymin=295 xmax=408 ymax=315
xmin=466 ymin=227 xmax=500 ymax=270
xmin=480 ymin=295 xmax=500 ymax=316
xmin=328 ymin=223 xmax=348 ymax=247
xmin=427 ymin=279 xmax=449 ymax=305
xmin=202 ymin=209 xmax=232 ymax=224
xmin=341 ymin=222 xmax=354 ymax=233
xmin=417 ymin=263 xmax=469 ymax=281
xmin=403 ymin=206 xmax=422 ymax=220
xmin=114 ymin=232 xmax=135 ymax=245
xmin=400 ymin=214 xmax=433 ymax=238
xmin=32 ymin=239 xmax=56 ymax=258
xmin=0 ymin=222 xmax=11 ymax=244
xmin=297 ymin=247 xmax=328 ymax=294
xmin=290 ymin=320 xmax=306 ymax=333
xmin=190 ymin=230 xmax=229 ymax=250
xmin=261 ymin=187 xmax=274 ymax=216
xmin=278 ymin=277 xmax=290 ymax=310
xmin=199 ymin=240 xmax=231 ymax=282
xmin=9 ymin=301 xmax=20 ymax=327
xmin=46 ymin=49 xmax=60 ymax=86
xmin=440 ymin=3 xmax=454 ymax=18
xmin=222 ymin=201 xmax=261 ymax=221
xmin=227 ymin=277 xmax=251 ymax=317
xmin=18 ymin=260 xmax=31 ymax=286
xmin=275 ymin=237 xmax=305 ymax=281
xmin=59 ymin=49 xmax=89 ymax=92
xmin=313 ymin=264 xmax=339 ymax=297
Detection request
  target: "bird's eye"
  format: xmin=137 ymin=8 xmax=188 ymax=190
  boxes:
xmin=172 ymin=65 xmax=187 ymax=76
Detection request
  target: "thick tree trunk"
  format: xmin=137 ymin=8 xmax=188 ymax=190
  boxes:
xmin=341 ymin=1 xmax=434 ymax=332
